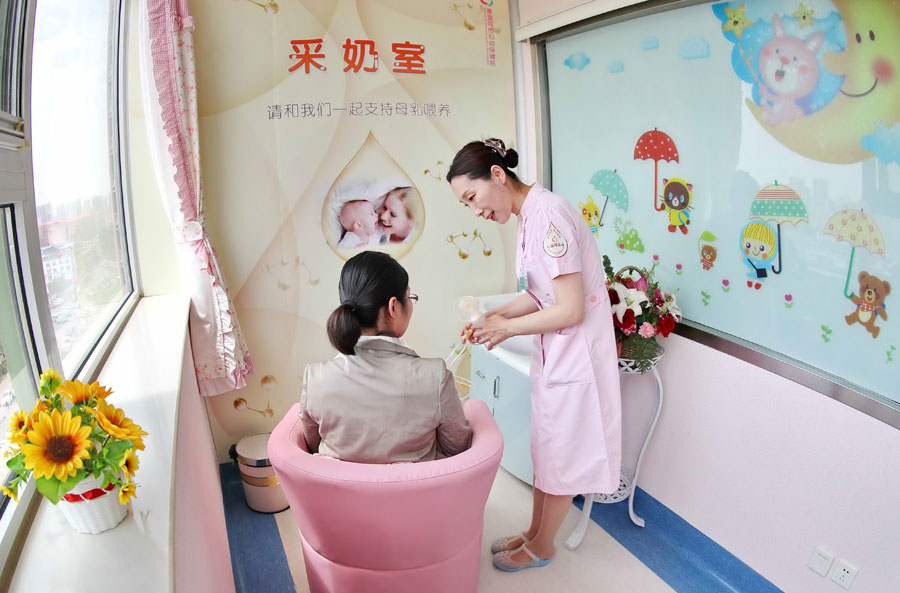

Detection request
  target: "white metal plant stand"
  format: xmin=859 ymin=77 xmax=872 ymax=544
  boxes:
xmin=565 ymin=354 xmax=664 ymax=550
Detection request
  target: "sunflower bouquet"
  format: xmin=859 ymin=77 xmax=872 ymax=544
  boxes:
xmin=2 ymin=369 xmax=146 ymax=508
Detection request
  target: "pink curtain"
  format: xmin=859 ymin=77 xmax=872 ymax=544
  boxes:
xmin=139 ymin=0 xmax=254 ymax=396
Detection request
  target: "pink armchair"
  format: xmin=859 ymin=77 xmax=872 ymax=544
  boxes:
xmin=268 ymin=399 xmax=503 ymax=593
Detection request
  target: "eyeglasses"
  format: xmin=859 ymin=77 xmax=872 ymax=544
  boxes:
xmin=407 ymin=293 xmax=419 ymax=304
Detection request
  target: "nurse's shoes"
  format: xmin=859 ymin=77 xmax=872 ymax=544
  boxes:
xmin=492 ymin=544 xmax=552 ymax=572
xmin=490 ymin=533 xmax=530 ymax=554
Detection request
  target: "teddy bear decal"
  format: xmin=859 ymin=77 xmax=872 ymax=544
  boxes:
xmin=846 ymin=271 xmax=890 ymax=338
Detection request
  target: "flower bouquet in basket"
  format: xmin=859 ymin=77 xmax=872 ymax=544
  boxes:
xmin=2 ymin=369 xmax=147 ymax=533
xmin=603 ymin=255 xmax=682 ymax=373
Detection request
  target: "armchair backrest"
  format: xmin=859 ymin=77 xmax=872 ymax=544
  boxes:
xmin=268 ymin=399 xmax=503 ymax=571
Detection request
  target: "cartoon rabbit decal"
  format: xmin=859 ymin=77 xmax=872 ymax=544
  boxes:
xmin=758 ymin=14 xmax=825 ymax=125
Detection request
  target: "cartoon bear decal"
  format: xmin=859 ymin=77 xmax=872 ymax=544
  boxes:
xmin=845 ymin=271 xmax=890 ymax=338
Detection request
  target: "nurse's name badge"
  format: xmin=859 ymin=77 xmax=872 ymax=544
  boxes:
xmin=543 ymin=223 xmax=568 ymax=258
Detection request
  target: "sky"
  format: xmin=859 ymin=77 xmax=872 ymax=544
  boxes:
xmin=30 ymin=0 xmax=115 ymax=208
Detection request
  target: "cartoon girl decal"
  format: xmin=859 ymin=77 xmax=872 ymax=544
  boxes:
xmin=740 ymin=221 xmax=779 ymax=289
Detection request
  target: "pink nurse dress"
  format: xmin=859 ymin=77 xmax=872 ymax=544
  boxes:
xmin=516 ymin=182 xmax=622 ymax=495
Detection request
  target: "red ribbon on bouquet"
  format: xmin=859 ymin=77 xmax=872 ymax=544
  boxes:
xmin=63 ymin=483 xmax=115 ymax=503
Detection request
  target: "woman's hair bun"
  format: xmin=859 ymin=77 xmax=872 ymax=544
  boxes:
xmin=503 ymin=148 xmax=519 ymax=169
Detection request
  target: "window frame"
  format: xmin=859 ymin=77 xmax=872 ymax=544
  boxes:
xmin=0 ymin=0 xmax=141 ymax=556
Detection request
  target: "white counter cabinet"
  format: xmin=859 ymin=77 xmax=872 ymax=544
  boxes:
xmin=469 ymin=345 xmax=533 ymax=485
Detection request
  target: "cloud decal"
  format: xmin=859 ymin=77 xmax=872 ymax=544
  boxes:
xmin=641 ymin=36 xmax=659 ymax=50
xmin=861 ymin=124 xmax=900 ymax=166
xmin=608 ymin=60 xmax=624 ymax=73
xmin=564 ymin=52 xmax=591 ymax=70
xmin=679 ymin=37 xmax=710 ymax=60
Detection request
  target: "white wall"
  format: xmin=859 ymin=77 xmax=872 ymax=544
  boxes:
xmin=515 ymin=0 xmax=646 ymax=39
xmin=517 ymin=0 xmax=643 ymax=26
xmin=125 ymin=1 xmax=182 ymax=297
xmin=619 ymin=335 xmax=900 ymax=593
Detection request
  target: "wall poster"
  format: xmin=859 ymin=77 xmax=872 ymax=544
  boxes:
xmin=190 ymin=0 xmax=517 ymax=458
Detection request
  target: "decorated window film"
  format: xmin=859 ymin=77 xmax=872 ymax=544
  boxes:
xmin=543 ymin=0 xmax=899 ymax=403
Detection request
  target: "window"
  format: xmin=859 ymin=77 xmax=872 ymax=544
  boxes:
xmin=538 ymin=1 xmax=900 ymax=424
xmin=30 ymin=0 xmax=132 ymax=375
xmin=0 ymin=0 xmax=135 ymax=547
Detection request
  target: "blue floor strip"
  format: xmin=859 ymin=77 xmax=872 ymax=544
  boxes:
xmin=575 ymin=489 xmax=783 ymax=593
xmin=220 ymin=462 xmax=295 ymax=593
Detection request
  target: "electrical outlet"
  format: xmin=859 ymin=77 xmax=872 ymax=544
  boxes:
xmin=830 ymin=559 xmax=858 ymax=590
xmin=807 ymin=546 xmax=834 ymax=577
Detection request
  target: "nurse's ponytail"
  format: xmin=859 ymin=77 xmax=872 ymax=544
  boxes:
xmin=446 ymin=138 xmax=520 ymax=183
xmin=326 ymin=251 xmax=409 ymax=355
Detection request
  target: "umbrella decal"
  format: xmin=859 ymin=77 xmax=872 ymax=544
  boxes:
xmin=748 ymin=181 xmax=808 ymax=274
xmin=634 ymin=128 xmax=679 ymax=212
xmin=824 ymin=209 xmax=885 ymax=299
xmin=588 ymin=168 xmax=629 ymax=229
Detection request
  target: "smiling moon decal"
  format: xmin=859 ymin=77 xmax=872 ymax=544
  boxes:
xmin=742 ymin=0 xmax=900 ymax=164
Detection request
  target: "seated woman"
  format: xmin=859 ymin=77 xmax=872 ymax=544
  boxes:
xmin=299 ymin=251 xmax=472 ymax=463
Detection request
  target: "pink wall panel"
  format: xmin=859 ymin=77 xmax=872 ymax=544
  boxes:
xmin=174 ymin=335 xmax=236 ymax=593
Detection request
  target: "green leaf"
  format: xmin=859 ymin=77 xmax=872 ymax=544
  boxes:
xmin=6 ymin=453 xmax=26 ymax=475
xmin=104 ymin=440 xmax=134 ymax=468
xmin=35 ymin=471 xmax=85 ymax=505
xmin=102 ymin=471 xmax=124 ymax=489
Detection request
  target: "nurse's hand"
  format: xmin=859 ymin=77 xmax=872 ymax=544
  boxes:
xmin=471 ymin=315 xmax=514 ymax=350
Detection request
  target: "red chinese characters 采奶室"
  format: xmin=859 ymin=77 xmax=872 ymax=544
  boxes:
xmin=342 ymin=39 xmax=379 ymax=72
xmin=288 ymin=39 xmax=426 ymax=74
xmin=289 ymin=39 xmax=326 ymax=73
xmin=391 ymin=41 xmax=426 ymax=74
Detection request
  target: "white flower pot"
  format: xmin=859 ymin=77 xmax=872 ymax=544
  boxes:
xmin=57 ymin=475 xmax=127 ymax=534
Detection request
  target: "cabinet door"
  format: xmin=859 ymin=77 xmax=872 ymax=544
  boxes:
xmin=470 ymin=347 xmax=535 ymax=485
xmin=469 ymin=346 xmax=497 ymax=413
xmin=493 ymin=366 xmax=534 ymax=486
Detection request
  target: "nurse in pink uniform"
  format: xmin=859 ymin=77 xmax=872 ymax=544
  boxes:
xmin=448 ymin=138 xmax=621 ymax=572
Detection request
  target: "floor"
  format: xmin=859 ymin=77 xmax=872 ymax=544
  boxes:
xmin=221 ymin=463 xmax=782 ymax=593
xmin=223 ymin=463 xmax=673 ymax=593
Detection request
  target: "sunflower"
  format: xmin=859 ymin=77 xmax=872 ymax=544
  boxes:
xmin=94 ymin=382 xmax=113 ymax=400
xmin=8 ymin=410 xmax=28 ymax=444
xmin=26 ymin=401 xmax=50 ymax=430
xmin=22 ymin=409 xmax=93 ymax=481
xmin=59 ymin=380 xmax=94 ymax=405
xmin=0 ymin=485 xmax=18 ymax=504
xmin=87 ymin=400 xmax=148 ymax=450
xmin=120 ymin=448 xmax=139 ymax=478
xmin=118 ymin=481 xmax=137 ymax=505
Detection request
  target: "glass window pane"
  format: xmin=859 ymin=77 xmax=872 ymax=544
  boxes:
xmin=0 ymin=207 xmax=36 ymax=513
xmin=30 ymin=0 xmax=131 ymax=375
